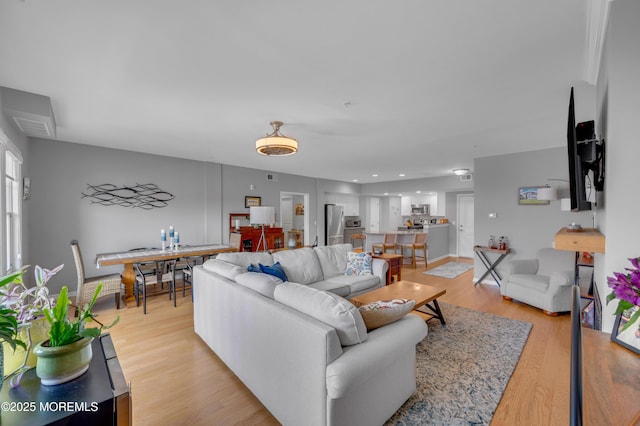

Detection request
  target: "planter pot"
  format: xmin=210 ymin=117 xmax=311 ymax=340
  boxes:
xmin=2 ymin=318 xmax=50 ymax=377
xmin=34 ymin=337 xmax=94 ymax=386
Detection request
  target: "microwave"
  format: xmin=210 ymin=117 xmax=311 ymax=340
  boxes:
xmin=345 ymin=218 xmax=361 ymax=228
xmin=411 ymin=204 xmax=430 ymax=215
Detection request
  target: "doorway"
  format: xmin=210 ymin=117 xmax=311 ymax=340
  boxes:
xmin=280 ymin=192 xmax=310 ymax=246
xmin=457 ymin=194 xmax=474 ymax=258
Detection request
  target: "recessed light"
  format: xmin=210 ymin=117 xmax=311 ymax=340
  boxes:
xmin=352 ymin=179 xmax=358 ymax=182
xmin=453 ymin=168 xmax=470 ymax=176
xmin=372 ymin=174 xmax=379 ymax=177
xmin=416 ymin=190 xmax=421 ymax=194
xmin=398 ymin=193 xmax=402 ymax=196
xmin=399 ymin=173 xmax=405 ymax=177
xmin=383 ymin=192 xmax=389 ymax=195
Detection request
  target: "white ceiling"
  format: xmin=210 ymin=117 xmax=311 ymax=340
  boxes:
xmin=0 ymin=0 xmax=597 ymax=184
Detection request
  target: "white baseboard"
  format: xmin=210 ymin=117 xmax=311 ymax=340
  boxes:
xmin=472 ymin=277 xmax=500 ymax=286
xmin=427 ymin=254 xmax=450 ymax=264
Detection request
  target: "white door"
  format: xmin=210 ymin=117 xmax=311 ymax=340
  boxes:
xmin=457 ymin=194 xmax=474 ymax=258
xmin=368 ymin=197 xmax=380 ymax=233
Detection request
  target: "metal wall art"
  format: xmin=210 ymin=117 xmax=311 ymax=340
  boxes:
xmin=82 ymin=183 xmax=175 ymax=209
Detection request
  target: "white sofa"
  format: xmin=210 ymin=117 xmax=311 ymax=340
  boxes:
xmin=193 ymin=244 xmax=428 ymax=426
xmin=500 ymin=248 xmax=576 ymax=314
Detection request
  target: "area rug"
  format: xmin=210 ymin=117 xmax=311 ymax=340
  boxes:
xmin=423 ymin=262 xmax=473 ymax=279
xmin=385 ymin=303 xmax=532 ymax=426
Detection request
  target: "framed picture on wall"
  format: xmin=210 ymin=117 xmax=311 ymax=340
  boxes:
xmin=518 ymin=186 xmax=549 ymax=205
xmin=295 ymin=203 xmax=304 ymax=215
xmin=245 ymin=196 xmax=261 ymax=208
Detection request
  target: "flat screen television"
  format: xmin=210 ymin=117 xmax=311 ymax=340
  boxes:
xmin=567 ymin=88 xmax=593 ymax=212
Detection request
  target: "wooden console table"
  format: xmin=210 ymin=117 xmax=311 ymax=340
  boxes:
xmin=0 ymin=333 xmax=131 ymax=425
xmin=373 ymin=253 xmax=402 ymax=285
xmin=473 ymin=245 xmax=510 ymax=286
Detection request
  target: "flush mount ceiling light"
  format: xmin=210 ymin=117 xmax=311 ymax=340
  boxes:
xmin=256 ymin=121 xmax=298 ymax=156
xmin=453 ymin=169 xmax=470 ymax=176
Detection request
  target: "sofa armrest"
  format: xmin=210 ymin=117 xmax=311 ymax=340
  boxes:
xmin=505 ymin=259 xmax=538 ymax=278
xmin=549 ymin=270 xmax=574 ymax=289
xmin=325 ymin=314 xmax=427 ymax=399
xmin=371 ymin=258 xmax=389 ymax=284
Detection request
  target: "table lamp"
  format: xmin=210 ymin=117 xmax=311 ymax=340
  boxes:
xmin=250 ymin=206 xmax=275 ymax=252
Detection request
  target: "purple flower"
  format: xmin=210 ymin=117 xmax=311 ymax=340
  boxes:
xmin=607 ymin=257 xmax=640 ymax=331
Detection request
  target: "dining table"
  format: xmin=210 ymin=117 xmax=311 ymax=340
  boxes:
xmin=95 ymin=244 xmax=237 ymax=306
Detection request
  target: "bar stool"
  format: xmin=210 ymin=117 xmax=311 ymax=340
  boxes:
xmin=372 ymin=233 xmax=398 ymax=254
xmin=401 ymin=233 xmax=428 ymax=268
xmin=350 ymin=234 xmax=366 ymax=252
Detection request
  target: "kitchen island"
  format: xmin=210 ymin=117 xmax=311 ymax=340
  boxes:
xmin=365 ymin=224 xmax=449 ymax=263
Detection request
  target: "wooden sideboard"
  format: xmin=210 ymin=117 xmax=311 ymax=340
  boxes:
xmin=232 ymin=227 xmax=284 ymax=252
xmin=229 ymin=213 xmax=284 ymax=251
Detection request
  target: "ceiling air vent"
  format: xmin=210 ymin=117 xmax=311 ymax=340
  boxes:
xmin=460 ymin=174 xmax=473 ymax=182
xmin=13 ymin=116 xmax=54 ymax=138
xmin=1 ymin=87 xmax=57 ymax=138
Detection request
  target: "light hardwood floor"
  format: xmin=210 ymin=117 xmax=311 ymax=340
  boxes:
xmin=88 ymin=257 xmax=608 ymax=425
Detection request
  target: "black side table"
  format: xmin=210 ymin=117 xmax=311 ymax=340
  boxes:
xmin=473 ymin=245 xmax=510 ymax=286
xmin=0 ymin=333 xmax=131 ymax=425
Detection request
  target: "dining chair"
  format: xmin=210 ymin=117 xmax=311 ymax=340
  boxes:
xmin=372 ymin=233 xmax=398 ymax=254
xmin=71 ymin=240 xmax=123 ymax=315
xmin=400 ymin=233 xmax=428 ymax=268
xmin=134 ymin=258 xmax=177 ymax=314
xmin=176 ymin=252 xmax=202 ymax=300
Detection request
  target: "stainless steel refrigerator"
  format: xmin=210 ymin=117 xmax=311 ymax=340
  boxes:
xmin=324 ymin=204 xmax=344 ymax=245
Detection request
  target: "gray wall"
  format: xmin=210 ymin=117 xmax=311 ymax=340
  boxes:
xmin=598 ymin=0 xmax=640 ymax=332
xmin=23 ymin=138 xmax=360 ymax=292
xmin=27 ymin=139 xmax=213 ymax=291
xmin=473 ymin=147 xmax=592 ymax=280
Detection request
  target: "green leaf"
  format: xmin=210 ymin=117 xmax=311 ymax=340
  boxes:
xmin=614 ymin=299 xmax=635 ymax=315
xmin=606 ymin=292 xmax=617 ymax=305
xmin=620 ymin=308 xmax=640 ymax=333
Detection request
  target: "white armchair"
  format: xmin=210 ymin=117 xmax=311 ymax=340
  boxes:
xmin=501 ymin=248 xmax=575 ymax=315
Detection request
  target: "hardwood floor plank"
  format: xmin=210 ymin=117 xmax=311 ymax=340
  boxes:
xmin=88 ymin=257 xmax=621 ymax=425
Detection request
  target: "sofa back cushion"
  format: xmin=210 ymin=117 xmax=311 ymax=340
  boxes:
xmin=536 ymin=248 xmax=575 ymax=277
xmin=274 ymin=282 xmax=368 ymax=346
xmin=235 ymin=272 xmax=282 ymax=299
xmin=272 ymin=247 xmax=324 ymax=285
xmin=313 ymin=244 xmax=352 ymax=278
xmin=216 ymin=252 xmax=273 ymax=269
xmin=202 ymin=259 xmax=246 ymax=281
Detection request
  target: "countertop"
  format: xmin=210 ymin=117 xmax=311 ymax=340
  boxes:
xmin=365 ymin=224 xmax=449 ymax=234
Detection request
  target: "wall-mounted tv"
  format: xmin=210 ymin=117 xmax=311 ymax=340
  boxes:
xmin=566 ymin=88 xmax=605 ymax=212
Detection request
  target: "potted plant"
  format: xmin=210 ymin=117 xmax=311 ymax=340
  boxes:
xmin=1 ymin=264 xmax=61 ymax=382
xmin=607 ymin=256 xmax=640 ymax=331
xmin=34 ymin=283 xmax=119 ymax=385
xmin=0 ymin=270 xmax=27 ymax=390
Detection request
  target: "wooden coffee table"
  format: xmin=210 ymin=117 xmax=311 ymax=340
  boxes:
xmin=350 ymin=280 xmax=446 ymax=324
